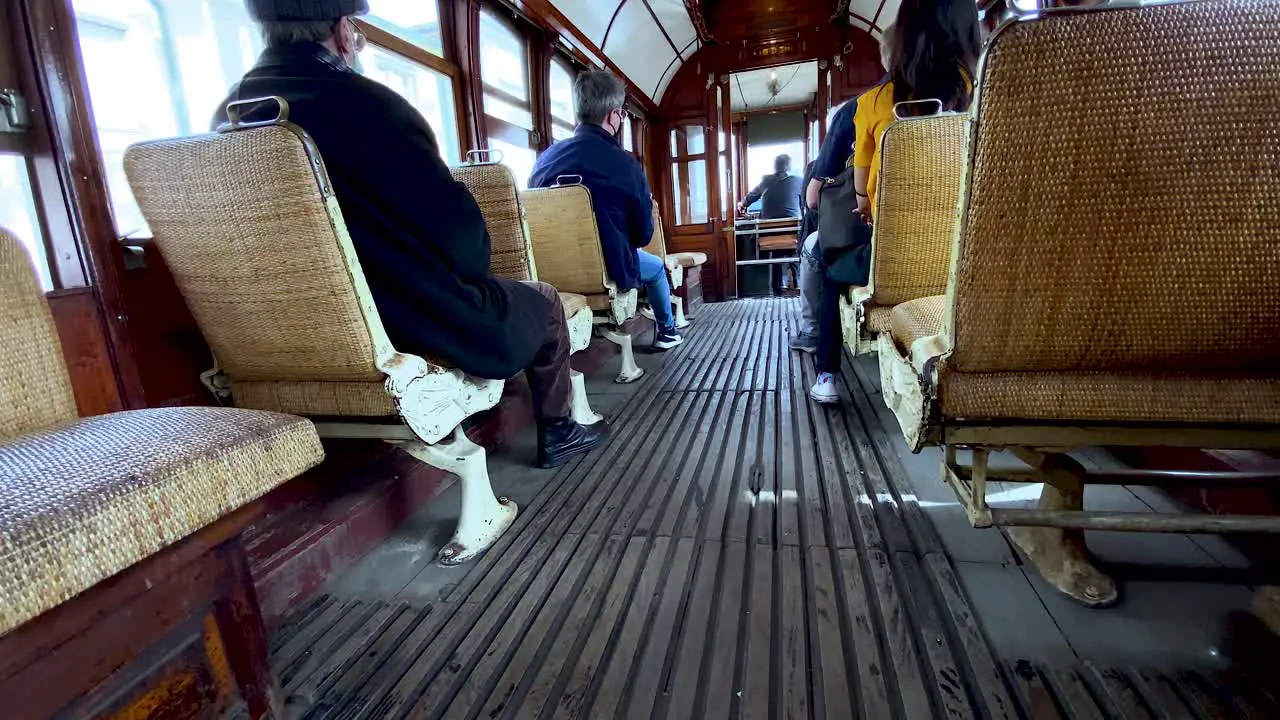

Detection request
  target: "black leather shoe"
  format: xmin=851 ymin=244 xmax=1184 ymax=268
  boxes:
xmin=536 ymin=418 xmax=609 ymax=469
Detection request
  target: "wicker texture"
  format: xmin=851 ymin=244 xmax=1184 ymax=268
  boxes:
xmin=125 ymin=128 xmax=384 ymax=383
xmin=127 ymin=125 xmax=504 ymax=445
xmin=648 ymin=203 xmax=668 ymax=259
xmin=559 ymin=292 xmax=592 ymax=353
xmin=866 ymin=305 xmax=894 ymax=334
xmin=890 ymin=295 xmax=945 ymax=350
xmin=669 ymin=252 xmax=708 ymax=268
xmin=939 ymin=371 xmax=1280 ymax=424
xmin=0 ymin=228 xmax=77 ymax=442
xmin=871 ymin=114 xmax=966 ymax=307
xmin=951 ymin=1 xmax=1280 ymax=374
xmin=521 ymin=186 xmax=611 ymax=296
xmin=451 ymin=163 xmax=535 ymax=282
xmin=232 ymin=380 xmax=396 ymax=417
xmin=0 ymin=407 xmax=322 ymax=635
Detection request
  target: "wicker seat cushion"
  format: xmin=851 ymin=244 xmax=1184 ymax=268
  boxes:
xmin=0 ymin=407 xmax=322 ymax=635
xmin=866 ymin=305 xmax=893 ymax=334
xmin=890 ymin=295 xmax=945 ymax=350
xmin=939 ymin=371 xmax=1280 ymax=425
xmin=558 ymin=292 xmax=589 ymax=318
xmin=233 ymin=379 xmax=398 ymax=417
xmin=669 ymin=252 xmax=707 ymax=267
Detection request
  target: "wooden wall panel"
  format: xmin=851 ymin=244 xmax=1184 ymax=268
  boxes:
xmin=46 ymin=288 xmax=123 ymax=417
xmin=120 ymin=241 xmax=215 ymax=409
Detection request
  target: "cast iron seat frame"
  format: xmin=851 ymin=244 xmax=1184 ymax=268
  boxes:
xmin=124 ymin=97 xmax=569 ymax=566
xmin=521 ymin=177 xmax=645 ymax=384
xmin=876 ymin=2 xmax=1280 ymax=608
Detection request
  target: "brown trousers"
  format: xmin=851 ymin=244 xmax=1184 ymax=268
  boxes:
xmin=520 ymin=281 xmax=573 ymax=421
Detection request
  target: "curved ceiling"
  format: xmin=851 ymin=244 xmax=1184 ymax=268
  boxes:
xmin=847 ymin=0 xmax=902 ymax=37
xmin=730 ymin=62 xmax=819 ymax=113
xmin=549 ymin=0 xmax=701 ymax=104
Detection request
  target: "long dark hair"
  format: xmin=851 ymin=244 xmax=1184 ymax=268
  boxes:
xmin=885 ymin=0 xmax=981 ymax=112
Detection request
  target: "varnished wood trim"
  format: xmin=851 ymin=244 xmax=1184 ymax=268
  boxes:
xmin=17 ymin=0 xmax=144 ymax=408
xmin=356 ymin=20 xmax=460 ymax=78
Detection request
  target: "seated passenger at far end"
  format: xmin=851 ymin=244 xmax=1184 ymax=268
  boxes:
xmin=737 ymin=154 xmax=803 ymax=220
xmin=217 ymin=0 xmax=606 ymax=468
xmin=528 ymin=71 xmax=685 ymax=351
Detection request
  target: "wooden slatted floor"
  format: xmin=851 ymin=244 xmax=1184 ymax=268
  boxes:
xmin=263 ymin=299 xmax=1279 ymax=720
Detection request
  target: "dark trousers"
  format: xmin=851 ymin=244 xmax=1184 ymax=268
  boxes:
xmin=521 ymin=281 xmax=573 ymax=421
xmin=815 ymin=274 xmax=846 ymax=374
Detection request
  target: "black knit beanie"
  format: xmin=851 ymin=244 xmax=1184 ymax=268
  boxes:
xmin=245 ymin=0 xmax=369 ymax=21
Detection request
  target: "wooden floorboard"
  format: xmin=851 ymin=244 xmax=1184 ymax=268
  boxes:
xmin=270 ymin=299 xmax=1278 ymax=720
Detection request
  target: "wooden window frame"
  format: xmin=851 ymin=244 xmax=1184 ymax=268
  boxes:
xmin=477 ymin=5 xmax=535 ymax=148
xmin=356 ymin=19 xmax=469 ymax=164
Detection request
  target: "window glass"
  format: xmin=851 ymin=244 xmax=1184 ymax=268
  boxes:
xmin=362 ymin=44 xmax=461 ymax=163
xmin=747 ymin=140 xmax=805 ymax=183
xmin=549 ymin=59 xmax=575 ymax=126
xmin=719 ymin=152 xmax=730 ymax=222
xmin=488 ymin=136 xmax=536 ymax=188
xmin=687 ymin=159 xmax=708 ymax=223
xmin=71 ymin=0 xmax=262 ymax=235
xmin=621 ymin=117 xmax=634 ymax=152
xmin=0 ymin=155 xmax=52 ymax=290
xmin=669 ymin=162 xmax=683 ymax=225
xmin=551 ymin=124 xmax=574 ymax=142
xmin=366 ymin=0 xmax=443 ymax=56
xmin=484 ymin=93 xmax=534 ymax=131
xmin=478 ymin=9 xmax=528 ymax=101
xmin=684 ymin=125 xmax=706 ymax=155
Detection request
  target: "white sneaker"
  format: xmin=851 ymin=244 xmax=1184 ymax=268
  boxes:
xmin=809 ymin=373 xmax=839 ymax=404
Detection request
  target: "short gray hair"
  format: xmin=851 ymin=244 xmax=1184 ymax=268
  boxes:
xmin=573 ymin=71 xmax=627 ymax=126
xmin=259 ymin=20 xmax=337 ymax=48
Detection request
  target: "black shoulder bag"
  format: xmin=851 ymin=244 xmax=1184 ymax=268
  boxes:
xmin=817 ymin=167 xmax=873 ymax=286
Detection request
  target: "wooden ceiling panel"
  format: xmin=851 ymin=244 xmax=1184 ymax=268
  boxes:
xmin=700 ymin=0 xmax=832 ymax=41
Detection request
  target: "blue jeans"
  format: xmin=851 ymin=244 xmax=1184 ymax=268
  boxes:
xmin=636 ymin=250 xmax=675 ymax=330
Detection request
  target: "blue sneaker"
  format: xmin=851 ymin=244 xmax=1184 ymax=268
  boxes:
xmin=654 ymin=325 xmax=683 ymax=351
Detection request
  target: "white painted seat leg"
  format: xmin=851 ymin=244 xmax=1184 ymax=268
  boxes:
xmin=603 ymin=328 xmax=645 ymax=384
xmin=672 ymin=296 xmax=689 ymax=329
xmin=393 ymin=427 xmax=517 ymax=566
xmin=569 ymin=370 xmax=603 ymax=425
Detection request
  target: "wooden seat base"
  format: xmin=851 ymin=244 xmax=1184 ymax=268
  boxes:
xmin=0 ymin=506 xmax=279 ymax=719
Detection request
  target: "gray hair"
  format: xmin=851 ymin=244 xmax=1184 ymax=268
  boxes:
xmin=573 ymin=71 xmax=627 ymax=126
xmin=259 ymin=20 xmax=337 ymax=48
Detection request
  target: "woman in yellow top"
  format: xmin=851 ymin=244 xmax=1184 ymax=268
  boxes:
xmin=810 ymin=0 xmax=981 ymax=405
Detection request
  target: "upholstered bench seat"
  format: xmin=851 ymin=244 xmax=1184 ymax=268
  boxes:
xmin=890 ymin=295 xmax=945 ymax=351
xmin=0 ymin=406 xmax=322 ymax=635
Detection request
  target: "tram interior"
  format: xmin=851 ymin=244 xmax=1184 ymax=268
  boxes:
xmin=1 ymin=1 xmax=1279 ymax=719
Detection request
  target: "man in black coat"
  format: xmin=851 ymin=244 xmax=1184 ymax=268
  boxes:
xmin=220 ymin=0 xmax=605 ymax=467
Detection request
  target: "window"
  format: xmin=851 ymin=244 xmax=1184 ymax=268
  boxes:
xmin=71 ymin=0 xmax=262 ymax=235
xmin=621 ymin=115 xmax=634 ymax=152
xmin=670 ymin=124 xmax=709 ymax=225
xmin=0 ymin=155 xmax=52 ymax=290
xmin=72 ymin=0 xmax=465 ymax=234
xmin=747 ymin=141 xmax=806 ymax=187
xmin=365 ymin=0 xmax=443 ymax=56
xmin=478 ymin=8 xmax=534 ymax=185
xmin=479 ymin=9 xmax=532 ymax=130
xmin=549 ymin=58 xmax=575 ymax=142
xmin=362 ymin=44 xmax=461 ymax=163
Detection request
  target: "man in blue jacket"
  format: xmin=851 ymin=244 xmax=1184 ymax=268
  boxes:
xmin=528 ymin=71 xmax=683 ymax=350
